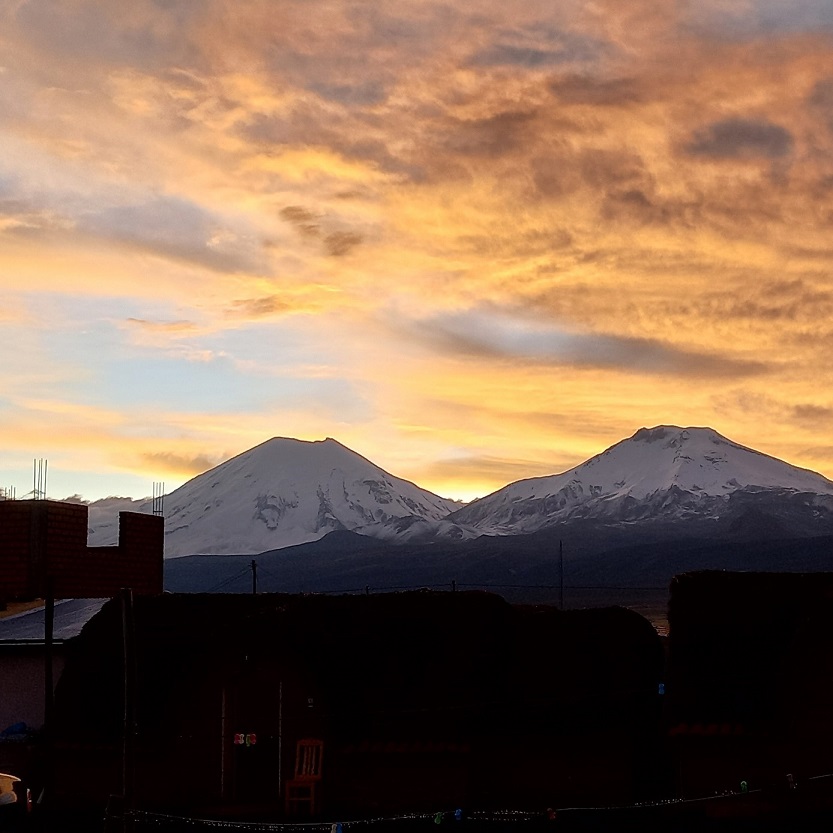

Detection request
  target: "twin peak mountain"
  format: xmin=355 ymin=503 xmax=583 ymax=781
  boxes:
xmin=88 ymin=426 xmax=833 ymax=558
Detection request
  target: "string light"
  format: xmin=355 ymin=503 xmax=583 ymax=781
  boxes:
xmin=126 ymin=771 xmax=833 ymax=832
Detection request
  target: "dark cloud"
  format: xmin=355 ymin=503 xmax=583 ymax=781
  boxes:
xmin=530 ymin=148 xmax=650 ymax=202
xmin=445 ymin=110 xmax=537 ymax=158
xmin=808 ymin=78 xmax=833 ymax=133
xmin=549 ymin=74 xmax=644 ymax=106
xmin=469 ymin=29 xmax=615 ymax=69
xmin=280 ymin=205 xmax=321 ymax=238
xmin=411 ymin=312 xmax=767 ymax=378
xmin=686 ymin=118 xmax=794 ymax=160
xmin=531 ymin=154 xmax=581 ymax=199
xmin=601 ymin=189 xmax=675 ymax=226
xmin=280 ymin=206 xmax=317 ymax=225
xmin=324 ymin=231 xmax=362 ymax=256
xmin=309 ymin=81 xmax=387 ymax=106
xmin=278 ymin=206 xmax=362 ymax=256
xmin=683 ymin=1 xmax=833 ymax=39
xmin=581 ymin=149 xmax=648 ymax=189
xmin=792 ymin=404 xmax=833 ymax=424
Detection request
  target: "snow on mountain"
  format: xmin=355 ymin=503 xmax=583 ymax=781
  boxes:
xmin=86 ymin=495 xmax=147 ymax=545
xmin=89 ymin=437 xmax=461 ymax=557
xmin=450 ymin=426 xmax=833 ymax=533
xmin=86 ymin=426 xmax=833 ymax=556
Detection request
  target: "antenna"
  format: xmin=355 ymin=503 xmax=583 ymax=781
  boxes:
xmin=33 ymin=459 xmax=48 ymax=500
xmin=152 ymin=482 xmax=165 ymax=517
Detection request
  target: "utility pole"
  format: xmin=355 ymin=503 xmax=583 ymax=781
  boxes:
xmin=121 ymin=588 xmax=136 ymax=833
xmin=559 ymin=539 xmax=564 ymax=610
xmin=251 ymin=560 xmax=258 ymax=595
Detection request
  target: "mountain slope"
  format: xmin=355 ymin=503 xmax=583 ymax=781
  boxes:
xmin=89 ymin=437 xmax=460 ymax=557
xmin=88 ymin=426 xmax=833 ymax=557
xmin=450 ymin=426 xmax=833 ymax=534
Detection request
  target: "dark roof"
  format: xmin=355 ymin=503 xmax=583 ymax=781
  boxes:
xmin=0 ymin=598 xmax=108 ymax=642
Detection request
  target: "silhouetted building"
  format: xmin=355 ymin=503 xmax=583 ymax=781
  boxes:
xmin=667 ymin=570 xmax=833 ymax=797
xmin=50 ymin=592 xmax=664 ymax=821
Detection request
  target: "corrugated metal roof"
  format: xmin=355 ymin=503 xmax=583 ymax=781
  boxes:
xmin=0 ymin=598 xmax=108 ymax=642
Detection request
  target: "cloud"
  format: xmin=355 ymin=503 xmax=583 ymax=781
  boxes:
xmin=79 ymin=196 xmax=263 ymax=273
xmin=139 ymin=450 xmax=224 ymax=477
xmin=229 ymin=296 xmax=296 ymax=318
xmin=408 ymin=310 xmax=767 ymax=378
xmin=549 ymin=74 xmax=644 ymax=106
xmin=601 ymin=189 xmax=674 ymax=226
xmin=441 ymin=110 xmax=538 ymax=159
xmin=280 ymin=205 xmax=320 ymax=232
xmin=420 ymin=454 xmax=563 ymax=485
xmin=682 ymin=0 xmax=833 ymax=38
xmin=278 ymin=206 xmax=363 ymax=255
xmin=686 ymin=118 xmax=794 ymax=160
xmin=808 ymin=77 xmax=833 ymax=132
xmin=12 ymin=0 xmax=204 ymax=72
xmin=309 ymin=80 xmax=387 ymax=106
xmin=468 ymin=27 xmax=616 ymax=69
xmin=791 ymin=404 xmax=833 ymax=425
xmin=125 ymin=318 xmax=199 ymax=334
xmin=324 ymin=230 xmax=362 ymax=256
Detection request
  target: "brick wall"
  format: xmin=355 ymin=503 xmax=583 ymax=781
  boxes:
xmin=0 ymin=502 xmax=36 ymax=598
xmin=0 ymin=501 xmax=164 ymax=600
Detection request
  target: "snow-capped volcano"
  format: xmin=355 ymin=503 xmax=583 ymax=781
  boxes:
xmin=87 ymin=426 xmax=833 ymax=558
xmin=450 ymin=426 xmax=833 ymax=533
xmin=89 ymin=437 xmax=460 ymax=557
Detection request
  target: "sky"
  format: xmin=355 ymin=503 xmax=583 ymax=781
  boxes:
xmin=2 ymin=0 xmax=833 ymax=503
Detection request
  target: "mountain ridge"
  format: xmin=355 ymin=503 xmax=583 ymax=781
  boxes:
xmin=449 ymin=425 xmax=833 ymax=535
xmin=85 ymin=425 xmax=833 ymax=557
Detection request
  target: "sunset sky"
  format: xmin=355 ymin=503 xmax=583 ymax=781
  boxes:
xmin=3 ymin=0 xmax=833 ymax=503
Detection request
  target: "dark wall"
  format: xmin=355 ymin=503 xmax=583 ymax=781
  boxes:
xmin=50 ymin=592 xmax=664 ymax=817
xmin=667 ymin=570 xmax=833 ymax=794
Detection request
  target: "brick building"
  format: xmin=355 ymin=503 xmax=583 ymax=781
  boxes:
xmin=0 ymin=500 xmax=163 ymax=601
